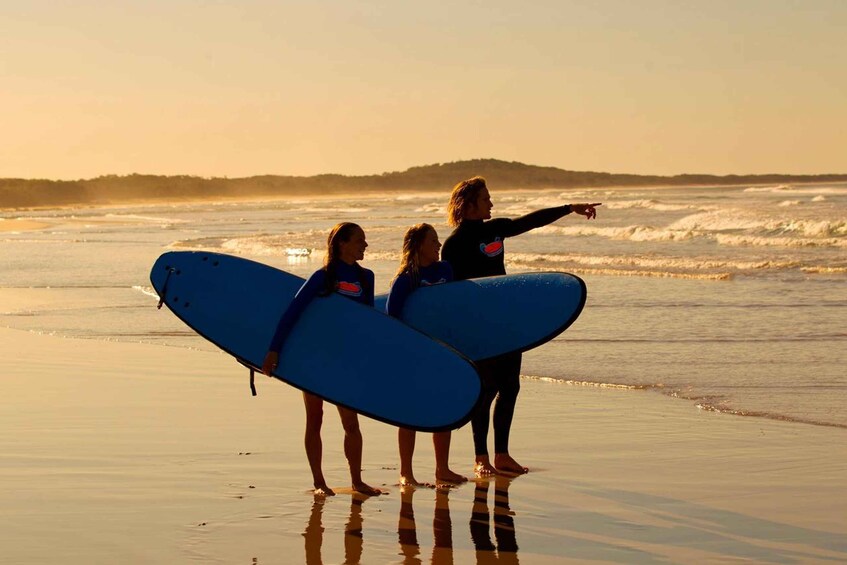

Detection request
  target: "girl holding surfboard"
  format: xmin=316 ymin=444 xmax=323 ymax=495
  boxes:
xmin=386 ymin=223 xmax=468 ymax=487
xmin=262 ymin=222 xmax=383 ymax=497
xmin=441 ymin=176 xmax=600 ymax=476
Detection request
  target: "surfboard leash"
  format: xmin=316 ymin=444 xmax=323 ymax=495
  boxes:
xmin=236 ymin=358 xmax=261 ymax=396
xmin=156 ymin=267 xmax=177 ymax=310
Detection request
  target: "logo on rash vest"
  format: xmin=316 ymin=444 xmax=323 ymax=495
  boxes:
xmin=421 ymin=278 xmax=447 ymax=286
xmin=335 ymin=280 xmax=363 ymax=297
xmin=479 ymin=237 xmax=503 ymax=258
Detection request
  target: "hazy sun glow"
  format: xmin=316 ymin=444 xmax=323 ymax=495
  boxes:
xmin=2 ymin=0 xmax=845 ymax=179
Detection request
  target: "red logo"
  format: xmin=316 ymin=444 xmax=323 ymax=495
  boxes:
xmin=336 ymin=280 xmax=363 ymax=297
xmin=480 ymin=238 xmax=503 ymax=257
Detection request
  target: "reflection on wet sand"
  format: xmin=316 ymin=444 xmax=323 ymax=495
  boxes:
xmin=397 ymin=486 xmax=421 ymax=563
xmin=304 ymin=493 xmax=370 ymax=565
xmin=303 ymin=477 xmax=521 ymax=564
xmin=470 ymin=476 xmax=519 ymax=564
xmin=303 ymin=497 xmax=324 ymax=565
xmin=398 ymin=485 xmax=457 ymax=564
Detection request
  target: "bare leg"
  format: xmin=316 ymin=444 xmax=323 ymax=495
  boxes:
xmin=399 ymin=427 xmax=423 ymax=486
xmin=337 ymin=405 xmax=383 ymax=495
xmin=433 ymin=431 xmax=467 ymax=484
xmin=303 ymin=392 xmax=334 ymax=496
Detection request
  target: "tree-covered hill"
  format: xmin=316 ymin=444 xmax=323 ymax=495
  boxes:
xmin=3 ymin=159 xmax=846 ymax=209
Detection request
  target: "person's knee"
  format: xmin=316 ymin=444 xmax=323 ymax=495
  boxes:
xmin=342 ymin=420 xmax=361 ymax=436
xmin=304 ymin=408 xmax=324 ymax=433
xmin=500 ymin=378 xmax=520 ymax=399
xmin=337 ymin=409 xmax=361 ymax=435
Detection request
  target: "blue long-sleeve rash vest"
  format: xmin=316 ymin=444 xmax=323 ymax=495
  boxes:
xmin=268 ymin=260 xmax=375 ymax=353
xmin=385 ymin=261 xmax=453 ymax=319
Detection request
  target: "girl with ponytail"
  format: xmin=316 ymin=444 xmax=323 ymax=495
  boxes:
xmin=262 ymin=222 xmax=381 ymax=496
xmin=386 ymin=223 xmax=467 ymax=486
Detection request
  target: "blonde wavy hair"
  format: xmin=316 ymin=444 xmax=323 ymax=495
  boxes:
xmin=446 ymin=176 xmax=487 ymax=227
xmin=394 ymin=223 xmax=436 ymax=288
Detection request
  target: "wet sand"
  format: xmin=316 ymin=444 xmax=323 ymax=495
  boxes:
xmin=1 ymin=327 xmax=845 ymax=563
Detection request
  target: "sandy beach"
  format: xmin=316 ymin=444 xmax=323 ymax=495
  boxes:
xmin=1 ymin=327 xmax=845 ymax=564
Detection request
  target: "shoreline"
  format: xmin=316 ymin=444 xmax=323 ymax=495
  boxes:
xmin=3 ymin=179 xmax=843 ymax=213
xmin=1 ymin=327 xmax=845 ymax=563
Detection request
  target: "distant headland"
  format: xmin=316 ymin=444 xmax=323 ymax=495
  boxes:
xmin=2 ymin=159 xmax=846 ymax=209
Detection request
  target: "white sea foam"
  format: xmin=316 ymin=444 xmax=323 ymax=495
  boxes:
xmin=300 ymin=207 xmax=371 ymax=214
xmin=507 ymin=252 xmax=799 ymax=273
xmin=744 ymin=185 xmax=847 ymax=195
xmin=715 ymin=234 xmax=847 ymax=248
xmin=536 ymin=224 xmax=699 ymax=242
xmin=743 ymin=184 xmax=793 ymax=193
xmin=604 ymin=199 xmax=700 ymax=212
xmin=132 ymin=285 xmax=160 ymax=300
xmin=102 ymin=213 xmax=185 ymax=223
xmin=414 ymin=203 xmax=446 ymax=214
xmin=801 ymin=266 xmax=847 ymax=274
xmin=669 ymin=210 xmax=847 ymax=238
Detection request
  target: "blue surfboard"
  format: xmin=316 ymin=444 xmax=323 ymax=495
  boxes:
xmin=374 ymin=272 xmax=586 ymax=361
xmin=150 ymin=251 xmax=482 ymax=432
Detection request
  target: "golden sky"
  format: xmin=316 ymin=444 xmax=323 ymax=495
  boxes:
xmin=3 ymin=0 xmax=845 ymax=179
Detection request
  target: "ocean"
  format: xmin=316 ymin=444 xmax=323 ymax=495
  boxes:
xmin=1 ymin=183 xmax=845 ymax=428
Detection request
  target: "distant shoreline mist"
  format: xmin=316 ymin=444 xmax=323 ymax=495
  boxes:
xmin=3 ymin=159 xmax=846 ymax=209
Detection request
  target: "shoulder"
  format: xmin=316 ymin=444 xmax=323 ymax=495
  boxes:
xmin=305 ymin=268 xmax=327 ymax=284
xmin=389 ymin=272 xmax=412 ymax=292
xmin=486 ymin=217 xmax=512 ymax=230
xmin=442 ymin=226 xmax=463 ymax=243
xmin=429 ymin=261 xmax=453 ymax=282
xmin=438 ymin=261 xmax=454 ymax=278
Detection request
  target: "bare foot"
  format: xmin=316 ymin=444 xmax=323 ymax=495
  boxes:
xmin=353 ymin=482 xmax=384 ymax=496
xmin=313 ymin=484 xmax=336 ymax=496
xmin=400 ymin=474 xmax=421 ymax=486
xmin=436 ymin=468 xmax=468 ymax=484
xmin=474 ymin=456 xmax=497 ymax=477
xmin=494 ymin=453 xmax=528 ymax=475
xmin=400 ymin=475 xmax=434 ymax=489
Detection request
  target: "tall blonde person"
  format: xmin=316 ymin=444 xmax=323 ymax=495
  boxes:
xmin=441 ymin=176 xmax=600 ymax=476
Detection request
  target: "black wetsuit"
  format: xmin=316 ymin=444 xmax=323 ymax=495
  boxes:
xmin=441 ymin=205 xmax=572 ymax=456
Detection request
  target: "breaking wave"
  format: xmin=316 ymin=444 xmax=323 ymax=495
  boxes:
xmin=604 ymin=199 xmax=706 ymax=212
xmin=537 ymin=210 xmax=847 ymax=248
xmin=535 ymin=224 xmax=699 ymax=242
xmin=523 ymin=375 xmax=847 ymax=429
